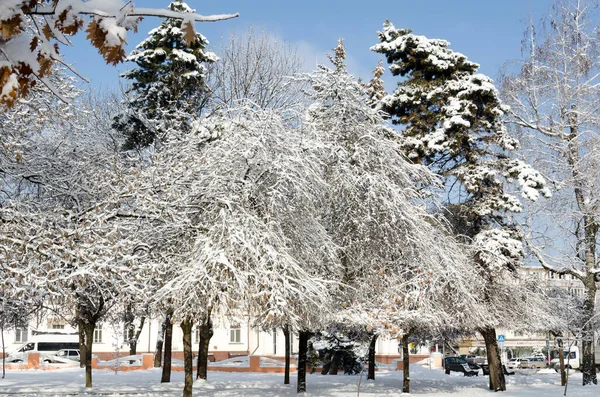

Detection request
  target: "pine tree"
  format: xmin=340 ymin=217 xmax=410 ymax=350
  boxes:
xmin=326 ymin=38 xmax=347 ymax=73
xmin=115 ymin=0 xmax=217 ymax=150
xmin=364 ymin=60 xmax=386 ymax=105
xmin=372 ymin=21 xmax=551 ymax=392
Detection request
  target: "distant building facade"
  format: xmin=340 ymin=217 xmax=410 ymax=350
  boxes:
xmin=2 ymin=317 xmax=403 ymax=362
xmin=459 ymin=266 xmax=600 ymax=357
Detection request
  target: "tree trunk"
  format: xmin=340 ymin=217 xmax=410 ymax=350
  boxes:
xmin=181 ymin=317 xmax=193 ymax=397
xmin=284 ymin=325 xmax=291 ymax=385
xmin=321 ymin=354 xmax=331 ymax=375
xmin=2 ymin=324 xmax=6 ymax=379
xmin=566 ymin=106 xmax=598 ymax=386
xmin=297 ymin=330 xmax=309 ymax=393
xmin=328 ymin=350 xmax=342 ymax=375
xmin=82 ymin=321 xmax=95 ymax=388
xmin=480 ymin=327 xmax=506 ymax=391
xmin=154 ymin=313 xmax=168 ymax=368
xmin=557 ymin=338 xmax=566 ymax=386
xmin=196 ymin=315 xmax=213 ymax=380
xmin=402 ymin=335 xmax=410 ymax=393
xmin=161 ymin=310 xmax=173 ymax=383
xmin=78 ymin=317 xmax=86 ymax=368
xmin=129 ymin=316 xmax=146 ymax=356
xmin=581 ymin=275 xmax=598 ymax=385
xmin=368 ymin=333 xmax=378 ymax=380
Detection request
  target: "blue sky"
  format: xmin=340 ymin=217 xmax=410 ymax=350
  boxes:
xmin=62 ymin=0 xmax=552 ymax=91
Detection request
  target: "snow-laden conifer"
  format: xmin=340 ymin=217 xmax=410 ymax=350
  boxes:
xmin=372 ymin=21 xmax=552 ymax=392
xmin=116 ymin=0 xmax=217 ymax=150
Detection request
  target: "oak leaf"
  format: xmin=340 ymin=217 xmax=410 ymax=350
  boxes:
xmin=42 ymin=23 xmax=53 ymax=40
xmin=86 ymin=19 xmax=106 ymax=50
xmin=181 ymin=20 xmax=197 ymax=46
xmin=1 ymin=15 xmax=22 ymax=39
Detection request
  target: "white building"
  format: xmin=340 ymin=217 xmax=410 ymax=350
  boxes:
xmin=2 ymin=316 xmax=403 ymax=362
xmin=460 ymin=266 xmax=600 ymax=356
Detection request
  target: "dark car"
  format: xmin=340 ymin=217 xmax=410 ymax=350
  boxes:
xmin=444 ymin=356 xmax=480 ymax=376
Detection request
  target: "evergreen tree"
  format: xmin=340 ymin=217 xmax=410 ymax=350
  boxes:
xmin=364 ymin=60 xmax=386 ymax=105
xmin=372 ymin=21 xmax=551 ymax=392
xmin=115 ymin=0 xmax=217 ymax=150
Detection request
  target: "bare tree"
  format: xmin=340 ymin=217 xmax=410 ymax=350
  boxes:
xmin=500 ymin=0 xmax=600 ymax=385
xmin=206 ymin=28 xmax=306 ymax=111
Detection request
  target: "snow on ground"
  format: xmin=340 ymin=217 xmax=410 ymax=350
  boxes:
xmin=0 ymin=364 xmax=596 ymax=396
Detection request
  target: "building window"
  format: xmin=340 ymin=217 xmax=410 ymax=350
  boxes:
xmin=51 ymin=323 xmax=65 ymax=329
xmin=273 ymin=328 xmax=277 ymax=355
xmin=229 ymin=324 xmax=241 ymax=344
xmin=93 ymin=327 xmax=103 ymax=343
xmin=194 ymin=327 xmax=200 ymax=343
xmin=15 ymin=327 xmax=28 ymax=343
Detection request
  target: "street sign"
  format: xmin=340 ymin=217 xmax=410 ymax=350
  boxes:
xmin=498 ymin=334 xmax=505 ymax=343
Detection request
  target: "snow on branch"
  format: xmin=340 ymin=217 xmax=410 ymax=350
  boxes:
xmin=524 ymin=238 xmax=586 ymax=281
xmin=0 ymin=1 xmax=237 ymax=106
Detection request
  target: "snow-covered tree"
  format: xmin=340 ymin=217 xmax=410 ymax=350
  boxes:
xmin=0 ymin=92 xmax=147 ymax=387
xmin=126 ymin=105 xmax=338 ymax=397
xmin=207 ymin=28 xmax=306 ymax=111
xmin=0 ymin=0 xmax=237 ymax=107
xmin=500 ymin=0 xmax=600 ymax=386
xmin=115 ymin=0 xmax=218 ymax=150
xmin=372 ymin=21 xmax=551 ymax=392
xmin=364 ymin=60 xmax=386 ymax=106
xmin=297 ymin=39 xmax=482 ymax=393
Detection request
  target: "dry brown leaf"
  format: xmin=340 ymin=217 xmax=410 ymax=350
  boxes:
xmin=0 ymin=66 xmax=18 ymax=107
xmin=104 ymin=45 xmax=126 ymax=65
xmin=29 ymin=36 xmax=38 ymax=52
xmin=37 ymin=54 xmax=53 ymax=77
xmin=1 ymin=15 xmax=23 ymax=39
xmin=42 ymin=23 xmax=53 ymax=41
xmin=181 ymin=20 xmax=197 ymax=46
xmin=55 ymin=8 xmax=83 ymax=35
xmin=86 ymin=19 xmax=106 ymax=50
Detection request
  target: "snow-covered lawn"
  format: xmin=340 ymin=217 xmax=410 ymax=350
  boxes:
xmin=0 ymin=365 xmax=595 ymax=396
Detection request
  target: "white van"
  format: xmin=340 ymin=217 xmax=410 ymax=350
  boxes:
xmin=7 ymin=335 xmax=79 ymax=363
xmin=550 ymin=345 xmax=600 ymax=371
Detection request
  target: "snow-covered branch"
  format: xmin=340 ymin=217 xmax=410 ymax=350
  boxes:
xmin=0 ymin=0 xmax=237 ymax=106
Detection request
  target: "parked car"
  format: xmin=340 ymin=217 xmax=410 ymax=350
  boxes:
xmin=7 ymin=337 xmax=79 ymax=363
xmin=506 ymin=358 xmax=526 ymax=370
xmin=459 ymin=354 xmax=486 ymax=365
xmin=42 ymin=349 xmax=80 ymax=364
xmin=444 ymin=356 xmax=480 ymax=376
xmin=480 ymin=363 xmax=515 ymax=376
xmin=519 ymin=356 xmax=546 ymax=369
